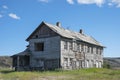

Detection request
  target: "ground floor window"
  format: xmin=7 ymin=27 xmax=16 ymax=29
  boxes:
xmin=86 ymin=60 xmax=89 ymax=68
xmin=64 ymin=58 xmax=68 ymax=68
xmin=96 ymin=61 xmax=99 ymax=68
xmin=99 ymin=61 xmax=102 ymax=68
xmin=91 ymin=60 xmax=94 ymax=67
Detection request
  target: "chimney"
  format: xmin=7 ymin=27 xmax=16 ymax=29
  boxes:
xmin=56 ymin=22 xmax=61 ymax=27
xmin=79 ymin=29 xmax=83 ymax=34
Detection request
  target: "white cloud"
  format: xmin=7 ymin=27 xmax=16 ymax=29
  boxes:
xmin=0 ymin=14 xmax=3 ymax=18
xmin=9 ymin=13 xmax=20 ymax=20
xmin=77 ymin=0 xmax=105 ymax=7
xmin=67 ymin=0 xmax=74 ymax=4
xmin=2 ymin=5 xmax=8 ymax=9
xmin=108 ymin=3 xmax=113 ymax=6
xmin=38 ymin=0 xmax=49 ymax=3
xmin=117 ymin=4 xmax=120 ymax=7
xmin=111 ymin=0 xmax=120 ymax=7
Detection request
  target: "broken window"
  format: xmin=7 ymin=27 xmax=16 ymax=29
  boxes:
xmin=77 ymin=44 xmax=80 ymax=52
xmin=64 ymin=41 xmax=67 ymax=50
xmin=64 ymin=58 xmax=68 ymax=68
xmin=87 ymin=46 xmax=90 ymax=53
xmin=84 ymin=45 xmax=86 ymax=52
xmin=73 ymin=42 xmax=77 ymax=51
xmin=70 ymin=58 xmax=73 ymax=66
xmin=93 ymin=47 xmax=96 ymax=54
xmin=86 ymin=60 xmax=89 ymax=68
xmin=34 ymin=42 xmax=44 ymax=51
xmin=91 ymin=60 xmax=94 ymax=67
xmin=96 ymin=48 xmax=98 ymax=54
xmin=69 ymin=42 xmax=73 ymax=50
xmin=79 ymin=44 xmax=82 ymax=52
xmin=81 ymin=44 xmax=84 ymax=52
xmin=97 ymin=48 xmax=100 ymax=55
xmin=100 ymin=48 xmax=103 ymax=55
xmin=91 ymin=47 xmax=93 ymax=54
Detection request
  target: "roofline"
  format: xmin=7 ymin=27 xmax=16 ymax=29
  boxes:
xmin=25 ymin=21 xmax=105 ymax=47
xmin=26 ymin=21 xmax=45 ymax=41
xmin=60 ymin=36 xmax=105 ymax=48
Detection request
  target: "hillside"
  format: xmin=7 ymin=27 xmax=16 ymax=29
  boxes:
xmin=104 ymin=57 xmax=120 ymax=69
xmin=0 ymin=56 xmax=12 ymax=68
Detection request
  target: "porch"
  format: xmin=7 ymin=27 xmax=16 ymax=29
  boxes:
xmin=11 ymin=51 xmax=31 ymax=71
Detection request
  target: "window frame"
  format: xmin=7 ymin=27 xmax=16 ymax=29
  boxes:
xmin=64 ymin=41 xmax=68 ymax=50
xmin=34 ymin=42 xmax=44 ymax=51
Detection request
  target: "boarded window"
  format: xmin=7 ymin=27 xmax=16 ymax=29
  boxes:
xmin=34 ymin=42 xmax=44 ymax=51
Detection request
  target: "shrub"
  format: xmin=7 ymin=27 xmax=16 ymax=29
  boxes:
xmin=103 ymin=62 xmax=111 ymax=69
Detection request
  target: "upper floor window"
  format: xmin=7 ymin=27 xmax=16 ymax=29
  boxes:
xmin=100 ymin=48 xmax=103 ymax=55
xmin=69 ymin=42 xmax=73 ymax=50
xmin=34 ymin=42 xmax=44 ymax=51
xmin=64 ymin=41 xmax=67 ymax=50
xmin=79 ymin=44 xmax=81 ymax=52
xmin=73 ymin=42 xmax=77 ymax=51
xmin=89 ymin=47 xmax=91 ymax=53
xmin=87 ymin=46 xmax=90 ymax=53
xmin=77 ymin=44 xmax=80 ymax=51
xmin=96 ymin=48 xmax=98 ymax=54
xmin=84 ymin=45 xmax=87 ymax=52
xmin=81 ymin=44 xmax=84 ymax=52
xmin=97 ymin=48 xmax=100 ymax=55
xmin=91 ymin=47 xmax=93 ymax=54
xmin=93 ymin=47 xmax=96 ymax=54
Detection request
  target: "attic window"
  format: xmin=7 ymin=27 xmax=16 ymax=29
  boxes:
xmin=35 ymin=35 xmax=38 ymax=38
xmin=34 ymin=42 xmax=44 ymax=51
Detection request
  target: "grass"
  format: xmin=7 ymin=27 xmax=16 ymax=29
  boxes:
xmin=0 ymin=68 xmax=120 ymax=80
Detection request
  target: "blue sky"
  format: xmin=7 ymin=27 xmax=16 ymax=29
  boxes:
xmin=0 ymin=0 xmax=120 ymax=57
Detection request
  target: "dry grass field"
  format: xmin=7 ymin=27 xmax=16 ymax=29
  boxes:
xmin=0 ymin=68 xmax=120 ymax=80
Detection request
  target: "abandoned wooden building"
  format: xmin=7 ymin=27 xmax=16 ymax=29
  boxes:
xmin=12 ymin=21 xmax=104 ymax=71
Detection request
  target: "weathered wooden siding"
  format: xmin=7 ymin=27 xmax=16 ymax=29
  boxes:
xmin=60 ymin=38 xmax=103 ymax=69
xmin=31 ymin=25 xmax=58 ymax=39
xmin=29 ymin=36 xmax=61 ymax=69
xmin=27 ymin=25 xmax=61 ymax=69
xmin=12 ymin=22 xmax=104 ymax=71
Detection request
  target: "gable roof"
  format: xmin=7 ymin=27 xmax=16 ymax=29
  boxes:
xmin=26 ymin=21 xmax=104 ymax=47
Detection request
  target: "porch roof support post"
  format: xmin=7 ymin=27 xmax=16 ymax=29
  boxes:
xmin=17 ymin=56 xmax=19 ymax=68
